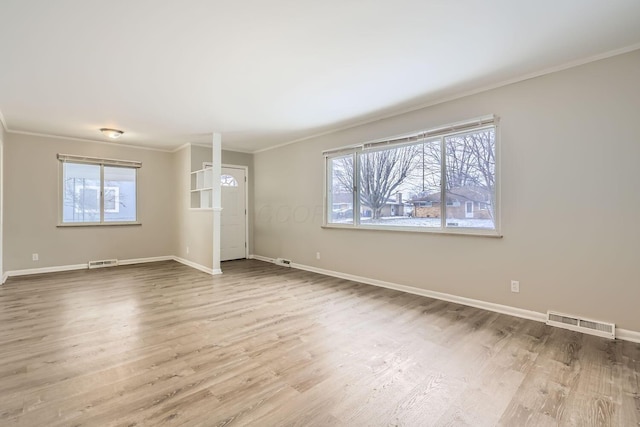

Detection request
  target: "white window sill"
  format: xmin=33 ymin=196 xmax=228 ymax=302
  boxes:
xmin=57 ymin=222 xmax=142 ymax=227
xmin=321 ymin=223 xmax=502 ymax=238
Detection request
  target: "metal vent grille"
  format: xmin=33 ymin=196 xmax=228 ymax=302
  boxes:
xmin=546 ymin=311 xmax=615 ymax=339
xmin=88 ymin=259 xmax=119 ymax=269
xmin=274 ymin=258 xmax=292 ymax=268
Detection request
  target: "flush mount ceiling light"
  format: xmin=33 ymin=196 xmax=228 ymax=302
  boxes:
xmin=99 ymin=128 xmax=124 ymax=139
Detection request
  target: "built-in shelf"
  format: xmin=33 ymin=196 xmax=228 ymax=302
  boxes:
xmin=190 ymin=167 xmax=213 ymax=208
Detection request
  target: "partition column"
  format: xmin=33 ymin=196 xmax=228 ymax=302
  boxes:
xmin=211 ymin=132 xmax=222 ymax=274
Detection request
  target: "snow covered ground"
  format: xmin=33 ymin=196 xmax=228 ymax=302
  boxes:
xmin=333 ymin=216 xmax=494 ymax=229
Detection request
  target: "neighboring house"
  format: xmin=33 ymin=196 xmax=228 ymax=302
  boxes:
xmin=333 ymin=192 xmax=407 ymax=218
xmin=331 ymin=191 xmax=353 ymax=211
xmin=330 ymin=191 xmax=354 ymax=219
xmin=409 ymin=186 xmax=492 ymax=220
xmin=361 ymin=193 xmax=406 ymax=218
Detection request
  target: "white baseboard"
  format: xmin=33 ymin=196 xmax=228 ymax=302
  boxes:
xmin=249 ymin=254 xmax=275 ymax=263
xmin=290 ymin=262 xmax=546 ymax=323
xmin=118 ymin=256 xmax=174 ymax=266
xmin=2 ymin=255 xmax=222 ymax=282
xmin=173 ymin=257 xmax=222 ymax=275
xmin=5 ymin=263 xmax=89 ymax=279
xmin=251 ymin=254 xmax=640 ymax=343
xmin=616 ymin=328 xmax=640 ymax=344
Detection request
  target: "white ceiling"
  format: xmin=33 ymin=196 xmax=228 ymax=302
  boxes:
xmin=1 ymin=1 xmax=640 ymax=152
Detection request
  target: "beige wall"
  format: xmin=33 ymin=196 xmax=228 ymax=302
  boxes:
xmin=253 ymin=50 xmax=640 ymax=331
xmin=3 ymin=133 xmax=177 ymax=270
xmin=175 ymin=144 xmax=213 ymax=269
xmin=222 ymin=149 xmax=254 ymax=255
xmin=191 ymin=145 xmax=212 ymax=172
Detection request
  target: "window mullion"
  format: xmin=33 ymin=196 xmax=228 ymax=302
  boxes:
xmin=440 ymin=136 xmax=446 ymax=229
xmin=354 ymin=152 xmax=360 ymax=227
xmin=100 ymin=165 xmax=105 ymax=223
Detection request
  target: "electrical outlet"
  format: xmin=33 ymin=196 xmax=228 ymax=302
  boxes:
xmin=316 ymin=252 xmax=321 ymax=260
xmin=32 ymin=253 xmax=39 ymax=261
xmin=511 ymin=280 xmax=520 ymax=293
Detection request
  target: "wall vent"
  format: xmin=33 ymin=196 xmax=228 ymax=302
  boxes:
xmin=274 ymin=258 xmax=292 ymax=268
xmin=88 ymin=259 xmax=119 ymax=269
xmin=546 ymin=311 xmax=615 ymax=339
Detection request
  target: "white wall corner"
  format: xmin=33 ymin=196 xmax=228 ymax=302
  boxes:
xmin=173 ymin=256 xmax=219 ymax=275
xmin=0 ymin=109 xmax=8 ymax=132
xmin=212 ymin=132 xmax=222 ymax=275
xmin=249 ymin=254 xmax=275 ymax=263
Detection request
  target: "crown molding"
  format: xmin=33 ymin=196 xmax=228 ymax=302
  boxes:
xmin=171 ymin=142 xmax=192 ymax=153
xmin=221 ymin=145 xmax=253 ymax=154
xmin=2 ymin=43 xmax=639 ymax=155
xmin=7 ymin=129 xmax=175 ymax=153
xmin=0 ymin=109 xmax=7 ymax=133
xmin=253 ymin=43 xmax=640 ymax=154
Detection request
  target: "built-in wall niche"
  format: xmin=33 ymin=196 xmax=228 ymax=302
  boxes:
xmin=190 ymin=166 xmax=213 ymax=209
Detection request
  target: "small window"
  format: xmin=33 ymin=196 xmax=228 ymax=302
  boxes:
xmin=220 ymin=174 xmax=238 ymax=187
xmin=59 ymin=154 xmax=140 ymax=225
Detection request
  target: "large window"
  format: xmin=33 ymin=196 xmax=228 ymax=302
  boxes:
xmin=325 ymin=116 xmax=498 ymax=235
xmin=59 ymin=154 xmax=140 ymax=225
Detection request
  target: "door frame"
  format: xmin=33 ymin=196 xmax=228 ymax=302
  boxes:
xmin=465 ymin=201 xmax=473 ymax=218
xmin=221 ymin=164 xmax=249 ymax=260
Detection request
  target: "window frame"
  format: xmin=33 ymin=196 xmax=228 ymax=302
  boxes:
xmin=323 ymin=116 xmax=501 ymax=237
xmin=58 ymin=154 xmax=141 ymax=227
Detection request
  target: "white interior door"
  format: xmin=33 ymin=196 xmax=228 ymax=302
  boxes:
xmin=221 ymin=166 xmax=247 ymax=261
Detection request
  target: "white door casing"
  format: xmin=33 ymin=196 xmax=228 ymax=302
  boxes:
xmin=220 ymin=166 xmax=247 ymax=261
xmin=465 ymin=201 xmax=473 ymax=218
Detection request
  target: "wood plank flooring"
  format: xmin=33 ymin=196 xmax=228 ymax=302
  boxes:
xmin=0 ymin=259 xmax=638 ymax=426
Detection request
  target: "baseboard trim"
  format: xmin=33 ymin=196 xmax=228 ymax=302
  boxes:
xmin=291 ymin=262 xmax=546 ymax=323
xmin=119 ymin=256 xmax=175 ymax=266
xmin=5 ymin=263 xmax=89 ymax=278
xmin=251 ymin=255 xmax=640 ymax=343
xmin=249 ymin=254 xmax=275 ymax=263
xmin=173 ymin=257 xmax=222 ymax=276
xmin=617 ymin=328 xmax=640 ymax=344
xmin=3 ymin=255 xmax=222 ymax=282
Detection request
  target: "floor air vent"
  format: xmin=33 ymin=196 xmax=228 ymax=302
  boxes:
xmin=88 ymin=259 xmax=119 ymax=269
xmin=546 ymin=311 xmax=615 ymax=339
xmin=274 ymin=258 xmax=292 ymax=267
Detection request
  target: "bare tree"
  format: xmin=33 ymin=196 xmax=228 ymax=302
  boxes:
xmin=443 ymin=130 xmax=496 ymax=218
xmin=335 ymin=145 xmax=420 ymax=219
xmin=419 ymin=130 xmax=494 ymax=192
xmin=332 ymin=129 xmax=495 ymax=221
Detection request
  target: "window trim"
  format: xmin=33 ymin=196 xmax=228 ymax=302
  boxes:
xmin=58 ymin=154 xmax=141 ymax=226
xmin=323 ymin=116 xmax=501 ymax=237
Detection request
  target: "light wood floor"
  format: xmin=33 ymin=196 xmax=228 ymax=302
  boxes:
xmin=0 ymin=260 xmax=638 ymax=426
